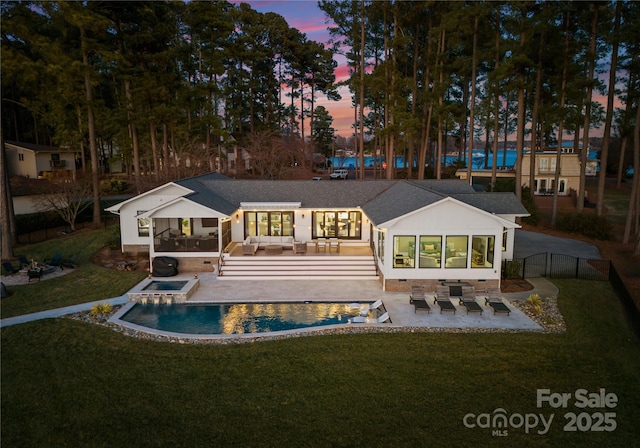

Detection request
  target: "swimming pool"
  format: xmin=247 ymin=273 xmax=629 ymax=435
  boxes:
xmin=119 ymin=302 xmax=378 ymax=335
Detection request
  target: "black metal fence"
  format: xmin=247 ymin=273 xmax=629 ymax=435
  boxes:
xmin=504 ymin=253 xmax=639 ymax=341
xmin=503 ymin=252 xmax=610 ymax=281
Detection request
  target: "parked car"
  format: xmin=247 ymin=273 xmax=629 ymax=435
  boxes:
xmin=329 ymin=169 xmax=349 ymax=180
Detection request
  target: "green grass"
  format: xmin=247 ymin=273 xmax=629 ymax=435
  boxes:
xmin=1 ymin=229 xmax=146 ymax=318
xmin=2 ymin=279 xmax=639 ymax=447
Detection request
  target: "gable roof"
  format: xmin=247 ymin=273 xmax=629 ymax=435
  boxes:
xmin=5 ymin=141 xmax=78 ymax=153
xmin=112 ymin=175 xmax=529 ymax=224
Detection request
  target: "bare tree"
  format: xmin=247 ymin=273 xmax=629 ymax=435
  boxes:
xmin=245 ymin=132 xmax=303 ymax=180
xmin=34 ymin=179 xmax=93 ymax=232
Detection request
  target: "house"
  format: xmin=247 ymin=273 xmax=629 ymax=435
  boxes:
xmin=456 ymin=146 xmax=598 ymax=196
xmin=4 ymin=141 xmax=79 ymax=181
xmin=106 ymin=173 xmax=528 ymax=291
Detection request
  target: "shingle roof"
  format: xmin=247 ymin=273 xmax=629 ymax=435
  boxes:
xmin=172 ymin=177 xmax=529 ymax=224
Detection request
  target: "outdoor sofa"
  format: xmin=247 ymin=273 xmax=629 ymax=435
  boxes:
xmin=243 ymin=235 xmax=295 ymax=255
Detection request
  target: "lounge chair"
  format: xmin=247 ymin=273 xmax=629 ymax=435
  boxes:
xmin=485 ymin=288 xmax=511 ymax=316
xmin=18 ymin=256 xmax=31 ymax=268
xmin=2 ymin=262 xmax=20 ymax=276
xmin=369 ymin=299 xmax=383 ymax=310
xmin=44 ymin=253 xmax=63 ymax=269
xmin=409 ymin=286 xmax=425 ymax=303
xmin=348 ymin=311 xmax=390 ymax=324
xmin=434 ymin=285 xmax=456 ymax=314
xmin=459 ymin=286 xmax=483 ymax=315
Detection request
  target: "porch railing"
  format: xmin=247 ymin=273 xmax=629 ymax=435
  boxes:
xmin=154 ymin=235 xmax=219 ymax=253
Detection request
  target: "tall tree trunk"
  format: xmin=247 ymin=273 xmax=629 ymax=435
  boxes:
xmin=579 ymin=5 xmax=599 ymax=214
xmin=1 ymin=130 xmax=16 ymax=258
xmin=551 ymin=12 xmax=570 ymax=228
xmin=162 ymin=123 xmax=170 ymax=177
xmin=125 ymin=79 xmax=141 ymax=194
xmin=359 ymin=0 xmax=365 ymax=180
xmin=596 ymin=4 xmax=617 ymax=215
xmin=466 ymin=16 xmax=479 ymax=185
xmin=623 ymin=101 xmax=640 ymax=245
xmin=529 ymin=33 xmax=544 ymax=198
xmin=81 ymin=26 xmax=102 ymax=226
xmin=150 ymin=122 xmax=160 ymax=182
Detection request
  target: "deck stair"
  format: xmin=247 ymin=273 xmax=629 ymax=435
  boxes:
xmin=218 ymin=254 xmax=378 ymax=280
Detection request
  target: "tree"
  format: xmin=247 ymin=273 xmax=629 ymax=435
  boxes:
xmin=312 ymin=106 xmax=335 ymax=157
xmin=1 ymin=131 xmax=16 ymax=259
xmin=34 ymin=179 xmax=93 ymax=232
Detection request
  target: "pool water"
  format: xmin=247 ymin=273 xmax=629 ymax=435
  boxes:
xmin=121 ymin=302 xmax=370 ymax=334
xmin=143 ymin=280 xmax=188 ymax=291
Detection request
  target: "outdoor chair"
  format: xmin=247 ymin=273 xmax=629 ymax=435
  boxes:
xmin=294 ymin=241 xmax=307 ymax=255
xmin=2 ymin=262 xmax=20 ymax=276
xmin=62 ymin=255 xmax=77 ymax=269
xmin=316 ymin=238 xmax=327 ymax=253
xmin=44 ymin=253 xmax=63 ymax=269
xmin=28 ymin=268 xmax=43 ymax=282
xmin=434 ymin=285 xmax=456 ymax=314
xmin=409 ymin=286 xmax=431 ymax=313
xmin=458 ymin=286 xmax=483 ymax=315
xmin=329 ymin=238 xmax=340 ymax=253
xmin=18 ymin=256 xmax=31 ymax=268
xmin=485 ymin=288 xmax=511 ymax=316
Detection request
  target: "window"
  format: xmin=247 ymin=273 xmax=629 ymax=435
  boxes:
xmin=244 ymin=211 xmax=293 ymax=237
xmin=312 ymin=211 xmax=361 ymax=239
xmin=472 ymin=235 xmax=495 ymax=268
xmin=559 ymin=180 xmax=566 ymax=193
xmin=201 ymin=218 xmax=217 ymax=228
xmin=393 ymin=235 xmax=415 ymax=268
xmin=377 ymin=230 xmax=385 ymax=264
xmin=539 ymin=158 xmax=548 ymax=171
xmin=445 ymin=236 xmax=468 ymax=268
xmin=137 ymin=211 xmax=150 ymax=237
xmin=419 ymin=236 xmax=442 ymax=268
xmin=502 ymin=229 xmax=508 ymax=251
xmin=18 ymin=153 xmax=24 ymax=161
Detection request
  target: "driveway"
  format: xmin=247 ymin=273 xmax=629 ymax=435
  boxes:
xmin=514 ymin=229 xmax=602 ymax=260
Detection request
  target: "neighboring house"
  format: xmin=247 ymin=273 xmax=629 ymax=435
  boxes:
xmin=106 ymin=174 xmax=528 ymax=291
xmin=4 ymin=141 xmax=79 ymax=180
xmin=456 ymin=147 xmax=598 ymax=196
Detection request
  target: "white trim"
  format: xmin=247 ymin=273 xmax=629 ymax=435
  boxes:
xmin=105 ymin=182 xmax=193 ymax=213
xmin=240 ymin=202 xmax=302 ymax=209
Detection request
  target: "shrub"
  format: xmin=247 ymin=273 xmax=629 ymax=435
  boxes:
xmin=526 ymin=293 xmax=542 ymax=306
xmin=504 ymin=260 xmax=523 ymax=279
xmin=90 ymin=303 xmax=113 ymax=316
xmin=556 ymin=212 xmax=613 ymax=240
xmin=106 ymin=225 xmax=122 ymax=250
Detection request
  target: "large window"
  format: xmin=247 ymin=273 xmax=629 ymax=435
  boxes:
xmin=244 ymin=211 xmax=293 ymax=237
xmin=445 ymin=236 xmax=468 ymax=268
xmin=393 ymin=235 xmax=415 ymax=268
xmin=313 ymin=211 xmax=361 ymax=239
xmin=377 ymin=230 xmax=385 ymax=264
xmin=137 ymin=211 xmax=149 ymax=237
xmin=472 ymin=235 xmax=495 ymax=268
xmin=419 ymin=236 xmax=442 ymax=268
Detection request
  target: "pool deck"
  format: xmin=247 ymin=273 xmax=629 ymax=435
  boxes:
xmin=2 ymin=271 xmax=556 ymax=333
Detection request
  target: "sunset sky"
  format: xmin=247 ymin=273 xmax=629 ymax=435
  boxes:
xmin=231 ymin=1 xmax=614 ymax=140
xmin=230 ymin=0 xmax=355 ymax=137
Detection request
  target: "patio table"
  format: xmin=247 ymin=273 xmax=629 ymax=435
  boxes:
xmin=265 ymin=245 xmax=283 ymax=255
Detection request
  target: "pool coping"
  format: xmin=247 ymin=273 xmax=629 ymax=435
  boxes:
xmin=108 ymin=300 xmax=390 ymax=340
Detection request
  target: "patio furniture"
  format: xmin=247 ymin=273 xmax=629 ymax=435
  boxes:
xmin=2 ymin=262 xmax=20 ymax=276
xmin=18 ymin=256 xmax=31 ymax=268
xmin=434 ymin=285 xmax=456 ymax=314
xmin=459 ymin=286 xmax=483 ymax=315
xmin=62 ymin=255 xmax=76 ymax=269
xmin=409 ymin=286 xmax=425 ymax=303
xmin=294 ymin=241 xmax=307 ymax=255
xmin=485 ymin=288 xmax=511 ymax=316
xmin=243 ymin=242 xmax=258 ymax=255
xmin=27 ymin=268 xmax=43 ymax=282
xmin=329 ymin=238 xmax=340 ymax=253
xmin=44 ymin=253 xmax=63 ymax=269
xmin=412 ymin=298 xmax=431 ymax=313
xmin=315 ymin=238 xmax=327 ymax=253
xmin=265 ymin=244 xmax=283 ymax=255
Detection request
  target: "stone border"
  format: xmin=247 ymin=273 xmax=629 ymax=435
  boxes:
xmin=66 ymin=296 xmax=566 ymax=345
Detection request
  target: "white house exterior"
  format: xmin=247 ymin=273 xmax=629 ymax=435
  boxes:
xmin=106 ymin=174 xmax=528 ymax=291
xmin=5 ymin=141 xmax=78 ymax=180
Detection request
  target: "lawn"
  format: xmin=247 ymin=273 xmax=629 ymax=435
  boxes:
xmin=2 ymin=279 xmax=639 ymax=447
xmin=1 ymin=229 xmax=146 ymax=318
